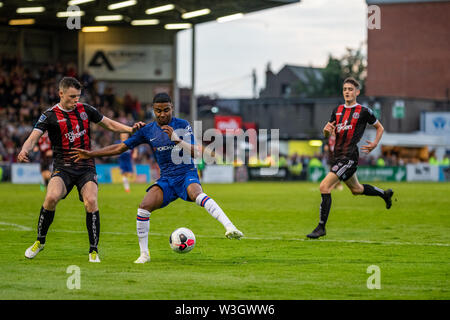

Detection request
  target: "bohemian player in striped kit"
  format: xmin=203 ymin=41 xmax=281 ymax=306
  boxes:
xmin=307 ymin=77 xmax=394 ymax=239
xmin=18 ymin=77 xmax=145 ymax=262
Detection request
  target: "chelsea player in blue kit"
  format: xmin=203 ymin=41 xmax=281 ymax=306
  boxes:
xmin=71 ymin=93 xmax=244 ymax=263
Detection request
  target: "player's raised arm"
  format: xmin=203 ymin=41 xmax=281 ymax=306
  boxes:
xmin=70 ymin=143 xmax=129 ymax=162
xmin=17 ymin=129 xmax=44 ymax=163
xmin=161 ymin=125 xmax=202 ymax=159
xmin=97 ymin=116 xmax=145 ymax=134
xmin=323 ymin=121 xmax=336 ymax=138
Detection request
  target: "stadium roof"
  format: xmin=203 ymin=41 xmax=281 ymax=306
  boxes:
xmin=0 ymin=0 xmax=300 ymax=30
xmin=284 ymin=65 xmax=323 ymax=82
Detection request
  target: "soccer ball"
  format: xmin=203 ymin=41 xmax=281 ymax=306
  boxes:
xmin=169 ymin=227 xmax=196 ymax=253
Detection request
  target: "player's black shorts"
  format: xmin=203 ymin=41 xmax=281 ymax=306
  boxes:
xmin=51 ymin=166 xmax=98 ymax=202
xmin=330 ymin=158 xmax=358 ymax=181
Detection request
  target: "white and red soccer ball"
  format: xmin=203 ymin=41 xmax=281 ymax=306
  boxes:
xmin=169 ymin=227 xmax=196 ymax=253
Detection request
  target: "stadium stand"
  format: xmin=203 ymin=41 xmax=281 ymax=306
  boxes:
xmin=0 ymin=54 xmax=155 ymax=166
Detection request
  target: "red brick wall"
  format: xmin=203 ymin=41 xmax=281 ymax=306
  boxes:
xmin=366 ymin=2 xmax=450 ymax=100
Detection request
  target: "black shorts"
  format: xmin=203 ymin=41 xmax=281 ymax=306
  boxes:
xmin=51 ymin=166 xmax=98 ymax=202
xmin=330 ymin=158 xmax=358 ymax=181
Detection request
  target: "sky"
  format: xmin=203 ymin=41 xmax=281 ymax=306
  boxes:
xmin=176 ymin=0 xmax=368 ymax=98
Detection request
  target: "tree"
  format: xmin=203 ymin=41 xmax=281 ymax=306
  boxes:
xmin=321 ymin=55 xmax=343 ymax=97
xmin=340 ymin=47 xmax=367 ymax=95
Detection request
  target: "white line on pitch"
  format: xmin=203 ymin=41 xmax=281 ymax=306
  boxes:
xmin=0 ymin=221 xmax=32 ymax=231
xmin=2 ymin=221 xmax=448 ymax=248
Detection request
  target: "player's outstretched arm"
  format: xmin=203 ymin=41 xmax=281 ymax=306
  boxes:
xmin=17 ymin=129 xmax=43 ymax=163
xmin=98 ymin=117 xmax=145 ymax=134
xmin=361 ymin=121 xmax=384 ymax=154
xmin=70 ymin=143 xmax=129 ymax=162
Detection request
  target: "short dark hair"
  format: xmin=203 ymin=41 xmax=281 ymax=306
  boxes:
xmin=152 ymin=92 xmax=172 ymax=104
xmin=343 ymin=77 xmax=360 ymax=90
xmin=59 ymin=77 xmax=82 ymax=91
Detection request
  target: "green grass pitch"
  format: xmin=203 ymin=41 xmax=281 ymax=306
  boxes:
xmin=0 ymin=182 xmax=448 ymax=300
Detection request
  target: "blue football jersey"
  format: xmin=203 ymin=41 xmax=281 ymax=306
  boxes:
xmin=123 ymin=118 xmax=196 ymax=177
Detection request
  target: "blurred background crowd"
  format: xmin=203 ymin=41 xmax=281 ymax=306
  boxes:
xmin=0 ymin=55 xmax=156 ymax=166
xmin=1 ymin=55 xmax=448 ymax=176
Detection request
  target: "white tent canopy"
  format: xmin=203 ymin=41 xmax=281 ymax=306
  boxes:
xmin=360 ymin=130 xmax=449 ymax=160
xmin=380 ymin=132 xmax=448 ymax=148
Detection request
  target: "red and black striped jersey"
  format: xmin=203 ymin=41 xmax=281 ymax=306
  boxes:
xmin=34 ymin=103 xmax=104 ymax=169
xmin=329 ymin=103 xmax=377 ymax=162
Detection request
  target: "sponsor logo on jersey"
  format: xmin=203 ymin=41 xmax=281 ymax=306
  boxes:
xmin=57 ymin=118 xmax=67 ymax=123
xmin=154 ymin=144 xmax=182 ymax=152
xmin=65 ymin=125 xmax=87 ymax=143
xmin=336 ymin=120 xmax=353 ymax=133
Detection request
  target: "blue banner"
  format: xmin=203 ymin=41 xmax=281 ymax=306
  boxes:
xmin=95 ymin=164 xmax=151 ymax=184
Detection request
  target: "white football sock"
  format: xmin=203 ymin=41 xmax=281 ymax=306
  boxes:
xmin=195 ymin=193 xmax=234 ymax=230
xmin=136 ymin=208 xmax=151 ymax=254
xmin=123 ymin=176 xmax=130 ymax=191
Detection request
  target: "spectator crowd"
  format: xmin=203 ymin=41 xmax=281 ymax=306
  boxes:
xmin=0 ymin=55 xmax=155 ymax=165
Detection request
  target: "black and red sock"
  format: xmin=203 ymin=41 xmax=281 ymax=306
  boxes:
xmin=319 ymin=193 xmax=332 ymax=227
xmin=37 ymin=207 xmax=55 ymax=244
xmin=86 ymin=211 xmax=100 ymax=253
xmin=362 ymin=184 xmax=385 ymax=198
